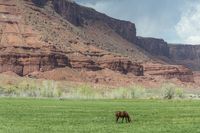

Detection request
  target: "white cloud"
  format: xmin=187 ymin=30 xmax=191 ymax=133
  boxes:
xmin=175 ymin=2 xmax=200 ymax=44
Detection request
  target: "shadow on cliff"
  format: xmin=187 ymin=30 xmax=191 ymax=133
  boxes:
xmin=32 ymin=0 xmax=48 ymax=7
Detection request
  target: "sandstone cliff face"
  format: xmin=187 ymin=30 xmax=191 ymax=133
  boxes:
xmin=169 ymin=44 xmax=200 ymax=70
xmin=144 ymin=63 xmax=194 ymax=82
xmin=0 ymin=46 xmax=144 ymax=77
xmin=51 ymin=0 xmax=137 ymax=43
xmin=98 ymin=55 xmax=143 ymax=76
xmin=136 ymin=37 xmax=169 ymax=57
xmin=0 ymin=45 xmax=144 ymax=76
xmin=0 ymin=46 xmax=70 ymax=76
xmin=0 ymin=0 xmax=68 ymax=76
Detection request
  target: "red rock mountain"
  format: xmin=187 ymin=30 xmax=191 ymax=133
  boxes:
xmin=0 ymin=0 xmax=195 ymax=85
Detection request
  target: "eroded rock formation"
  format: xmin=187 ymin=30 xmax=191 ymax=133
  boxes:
xmin=144 ymin=63 xmax=194 ymax=82
xmin=98 ymin=55 xmax=143 ymax=76
xmin=0 ymin=47 xmax=144 ymax=76
xmin=0 ymin=0 xmax=69 ymax=76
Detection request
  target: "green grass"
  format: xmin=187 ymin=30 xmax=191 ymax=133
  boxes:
xmin=0 ymin=99 xmax=200 ymax=133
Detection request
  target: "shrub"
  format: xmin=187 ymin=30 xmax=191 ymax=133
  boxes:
xmin=129 ymin=85 xmax=147 ymax=99
xmin=161 ymin=83 xmax=176 ymax=99
xmin=72 ymin=84 xmax=96 ymax=99
xmin=108 ymin=85 xmax=146 ymax=99
xmin=41 ymin=80 xmax=60 ymax=97
xmin=175 ymin=88 xmax=185 ymax=99
xmin=110 ymin=87 xmax=132 ymax=99
xmin=0 ymin=79 xmax=64 ymax=98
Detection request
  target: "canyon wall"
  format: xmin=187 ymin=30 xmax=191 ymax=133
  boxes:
xmin=136 ymin=38 xmax=200 ymax=71
xmin=136 ymin=37 xmax=169 ymax=57
xmin=30 ymin=0 xmax=200 ymax=72
xmin=51 ymin=0 xmax=138 ymax=43
xmin=169 ymin=44 xmax=200 ymax=70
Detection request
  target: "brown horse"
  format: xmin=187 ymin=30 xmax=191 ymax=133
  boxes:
xmin=115 ymin=111 xmax=131 ymax=123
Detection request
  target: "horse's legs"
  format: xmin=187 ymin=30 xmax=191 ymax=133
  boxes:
xmin=125 ymin=117 xmax=128 ymax=123
xmin=116 ymin=117 xmax=119 ymax=123
xmin=122 ymin=117 xmax=124 ymax=123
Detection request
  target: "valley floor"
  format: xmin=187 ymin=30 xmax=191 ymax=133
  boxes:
xmin=0 ymin=99 xmax=200 ymax=133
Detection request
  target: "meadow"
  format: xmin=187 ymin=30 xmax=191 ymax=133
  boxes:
xmin=0 ymin=98 xmax=200 ymax=133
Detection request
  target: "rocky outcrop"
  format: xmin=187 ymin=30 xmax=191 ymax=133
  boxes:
xmin=136 ymin=37 xmax=169 ymax=57
xmin=68 ymin=54 xmax=102 ymax=71
xmin=0 ymin=46 xmax=70 ymax=76
xmin=98 ymin=55 xmax=143 ymax=76
xmin=144 ymin=63 xmax=194 ymax=82
xmin=51 ymin=0 xmax=137 ymax=43
xmin=0 ymin=46 xmax=144 ymax=76
xmin=67 ymin=51 xmax=144 ymax=75
xmin=169 ymin=44 xmax=200 ymax=70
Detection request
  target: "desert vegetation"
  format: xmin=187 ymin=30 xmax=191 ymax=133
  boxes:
xmin=0 ymin=74 xmax=197 ymax=100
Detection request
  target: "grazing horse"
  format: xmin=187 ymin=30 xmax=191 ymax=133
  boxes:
xmin=115 ymin=111 xmax=131 ymax=123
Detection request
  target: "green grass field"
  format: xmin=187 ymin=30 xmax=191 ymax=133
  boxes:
xmin=0 ymin=99 xmax=200 ymax=133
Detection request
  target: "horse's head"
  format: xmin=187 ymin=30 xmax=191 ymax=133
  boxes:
xmin=126 ymin=113 xmax=132 ymax=123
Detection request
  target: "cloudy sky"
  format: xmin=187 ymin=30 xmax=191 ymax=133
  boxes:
xmin=75 ymin=0 xmax=200 ymax=44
